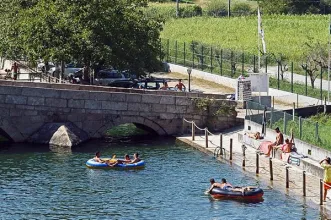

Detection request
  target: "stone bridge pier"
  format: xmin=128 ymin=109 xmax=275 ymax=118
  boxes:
xmin=0 ymin=81 xmax=239 ymax=143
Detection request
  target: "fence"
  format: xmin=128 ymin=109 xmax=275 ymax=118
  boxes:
xmin=246 ymin=100 xmax=331 ymax=150
xmin=161 ymin=38 xmax=329 ymax=102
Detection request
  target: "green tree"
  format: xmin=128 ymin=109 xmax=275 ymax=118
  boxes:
xmin=0 ymin=0 xmax=163 ymax=78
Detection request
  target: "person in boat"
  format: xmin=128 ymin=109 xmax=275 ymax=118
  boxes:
xmin=94 ymin=151 xmax=117 ymax=166
xmin=219 ymin=178 xmax=233 ymax=190
xmin=128 ymin=153 xmax=141 ymax=164
xmin=208 ymin=178 xmax=223 ymax=193
xmin=107 ymin=154 xmax=131 ymax=167
xmin=320 ymin=157 xmax=331 ymax=202
xmin=93 ymin=151 xmax=104 ymax=163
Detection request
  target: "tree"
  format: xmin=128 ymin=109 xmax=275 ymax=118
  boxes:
xmin=0 ymin=0 xmax=163 ymax=78
xmin=260 ymin=0 xmax=321 ymax=14
xmin=301 ymin=42 xmax=327 ymax=88
xmin=270 ymin=53 xmax=288 ymax=81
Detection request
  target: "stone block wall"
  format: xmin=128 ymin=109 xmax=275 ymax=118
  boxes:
xmin=0 ymin=81 xmax=239 ymax=142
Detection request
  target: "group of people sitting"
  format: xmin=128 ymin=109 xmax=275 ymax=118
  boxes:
xmin=247 ymin=127 xmax=295 ymax=162
xmin=208 ymin=178 xmax=251 ymax=195
xmin=93 ymin=151 xmax=141 ymax=167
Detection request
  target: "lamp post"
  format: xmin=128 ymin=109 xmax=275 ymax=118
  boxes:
xmin=187 ymin=68 xmax=192 ymax=92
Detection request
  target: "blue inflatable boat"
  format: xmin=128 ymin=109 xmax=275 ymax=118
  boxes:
xmin=86 ymin=159 xmax=145 ymax=169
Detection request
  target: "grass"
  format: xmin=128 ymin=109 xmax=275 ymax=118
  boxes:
xmin=161 ymin=15 xmax=329 ymax=62
xmin=269 ymin=77 xmax=327 ymax=102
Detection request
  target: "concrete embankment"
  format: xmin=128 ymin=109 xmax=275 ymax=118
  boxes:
xmin=176 ymin=127 xmax=331 ymax=219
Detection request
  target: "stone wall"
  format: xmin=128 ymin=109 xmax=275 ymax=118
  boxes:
xmin=0 ymin=81 xmax=239 ymax=142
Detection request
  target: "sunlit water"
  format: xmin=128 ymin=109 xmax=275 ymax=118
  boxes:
xmin=0 ymin=137 xmax=321 ymax=219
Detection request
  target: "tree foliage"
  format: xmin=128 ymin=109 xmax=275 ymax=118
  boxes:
xmin=0 ymin=0 xmax=163 ymax=77
xmin=260 ymin=0 xmax=331 ymax=14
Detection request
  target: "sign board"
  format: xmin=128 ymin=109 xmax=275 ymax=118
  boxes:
xmin=247 ymin=73 xmax=269 ymax=93
xmin=235 ymin=76 xmax=252 ymax=101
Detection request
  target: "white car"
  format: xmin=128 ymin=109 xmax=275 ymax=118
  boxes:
xmin=95 ymin=69 xmax=128 ymax=86
xmin=38 ymin=62 xmax=83 ymax=79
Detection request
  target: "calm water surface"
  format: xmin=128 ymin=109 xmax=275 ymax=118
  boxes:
xmin=0 ymin=137 xmax=321 ymax=219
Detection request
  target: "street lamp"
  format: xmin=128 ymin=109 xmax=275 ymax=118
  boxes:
xmin=187 ymin=68 xmax=192 ymax=92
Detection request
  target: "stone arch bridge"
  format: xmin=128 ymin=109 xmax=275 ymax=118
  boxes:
xmin=0 ymin=80 xmax=239 ymax=142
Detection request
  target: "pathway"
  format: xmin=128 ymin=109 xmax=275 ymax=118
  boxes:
xmin=177 ymin=128 xmax=331 ymax=218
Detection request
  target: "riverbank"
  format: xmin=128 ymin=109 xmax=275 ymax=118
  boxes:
xmin=176 ymin=127 xmax=331 ymax=219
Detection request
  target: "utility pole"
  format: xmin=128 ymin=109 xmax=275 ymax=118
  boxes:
xmin=176 ymin=0 xmax=179 ymax=18
xmin=228 ymin=0 xmax=231 ymax=18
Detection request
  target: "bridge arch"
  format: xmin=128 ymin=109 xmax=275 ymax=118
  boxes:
xmin=92 ymin=115 xmax=168 ymax=138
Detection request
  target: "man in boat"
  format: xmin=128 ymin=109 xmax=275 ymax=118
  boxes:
xmin=219 ymin=178 xmax=233 ymax=190
xmin=93 ymin=151 xmax=103 ymax=163
xmin=208 ymin=178 xmax=223 ymax=193
xmin=93 ymin=151 xmax=117 ymax=166
xmin=209 ymin=178 xmax=251 ymax=195
xmin=128 ymin=153 xmax=141 ymax=164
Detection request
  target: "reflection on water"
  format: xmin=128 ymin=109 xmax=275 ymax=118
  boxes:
xmin=0 ymin=137 xmax=322 ymax=219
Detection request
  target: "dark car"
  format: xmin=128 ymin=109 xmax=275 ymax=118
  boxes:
xmin=132 ymin=79 xmax=165 ymax=90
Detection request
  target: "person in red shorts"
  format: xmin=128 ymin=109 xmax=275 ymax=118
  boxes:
xmin=320 ymin=157 xmax=331 ymax=202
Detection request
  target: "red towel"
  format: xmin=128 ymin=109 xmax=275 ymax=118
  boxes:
xmin=259 ymin=141 xmax=272 ymax=154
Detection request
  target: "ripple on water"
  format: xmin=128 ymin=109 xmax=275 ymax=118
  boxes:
xmin=0 ymin=139 xmax=322 ymax=219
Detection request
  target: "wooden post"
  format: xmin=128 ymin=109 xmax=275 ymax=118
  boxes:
xmin=320 ymin=179 xmax=324 ymax=205
xmin=220 ymin=134 xmax=223 ymax=156
xmin=303 ymin=171 xmax=306 ymax=197
xmin=229 ymin=138 xmax=233 ymax=160
xmin=286 ymin=167 xmax=289 ymax=188
xmin=192 ymin=123 xmax=195 ymax=141
xmin=256 ymin=152 xmax=259 ymax=174
xmin=272 ymin=96 xmax=275 ymax=109
xmin=205 ymin=128 xmax=208 ymax=148
xmin=269 ymin=158 xmax=273 ymax=181
xmin=324 ymin=96 xmax=327 ymax=114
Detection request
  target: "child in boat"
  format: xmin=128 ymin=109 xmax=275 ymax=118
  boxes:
xmin=107 ymin=154 xmax=133 ymax=167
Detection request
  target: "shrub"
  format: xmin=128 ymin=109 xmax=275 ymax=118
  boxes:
xmin=205 ymin=0 xmax=228 ymax=17
xmin=179 ymin=5 xmax=203 ymax=17
xmin=231 ymin=2 xmax=252 ymax=16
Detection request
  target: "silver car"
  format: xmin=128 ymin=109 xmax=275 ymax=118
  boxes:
xmin=95 ymin=69 xmax=128 ymax=86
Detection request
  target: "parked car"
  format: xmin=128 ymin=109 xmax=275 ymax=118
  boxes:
xmin=38 ymin=62 xmax=83 ymax=79
xmin=95 ymin=69 xmax=129 ymax=86
xmin=132 ymin=78 xmax=165 ymax=90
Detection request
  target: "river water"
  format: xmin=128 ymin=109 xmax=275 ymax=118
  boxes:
xmin=0 ymin=137 xmax=322 ymax=219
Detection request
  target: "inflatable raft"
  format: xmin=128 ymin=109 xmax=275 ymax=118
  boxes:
xmin=85 ymin=158 xmax=145 ymax=169
xmin=210 ymin=187 xmax=264 ymax=200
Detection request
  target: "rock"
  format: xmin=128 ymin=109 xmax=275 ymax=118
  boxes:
xmin=28 ymin=122 xmax=88 ymax=147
